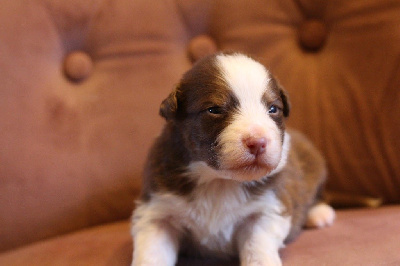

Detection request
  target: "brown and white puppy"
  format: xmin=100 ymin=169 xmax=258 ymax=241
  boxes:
xmin=131 ymin=53 xmax=335 ymax=266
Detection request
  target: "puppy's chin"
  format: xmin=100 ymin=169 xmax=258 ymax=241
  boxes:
xmin=188 ymin=161 xmax=277 ymax=185
xmin=219 ymin=163 xmax=276 ymax=182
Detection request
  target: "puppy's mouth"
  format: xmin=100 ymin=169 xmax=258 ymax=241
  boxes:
xmin=221 ymin=160 xmax=275 ymax=182
xmin=227 ymin=161 xmax=272 ymax=172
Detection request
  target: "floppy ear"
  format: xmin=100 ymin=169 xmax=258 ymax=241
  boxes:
xmin=159 ymin=87 xmax=179 ymax=120
xmin=279 ymin=88 xmax=291 ymax=118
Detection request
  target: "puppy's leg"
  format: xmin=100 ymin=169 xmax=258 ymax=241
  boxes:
xmin=132 ymin=220 xmax=179 ymax=266
xmin=237 ymin=214 xmax=291 ymax=266
xmin=305 ymin=202 xmax=335 ymax=228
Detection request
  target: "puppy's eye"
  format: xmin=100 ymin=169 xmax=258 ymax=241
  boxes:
xmin=268 ymin=105 xmax=278 ymax=114
xmin=207 ymin=106 xmax=223 ymax=115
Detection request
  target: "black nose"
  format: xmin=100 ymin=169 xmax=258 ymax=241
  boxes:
xmin=244 ymin=137 xmax=267 ymax=156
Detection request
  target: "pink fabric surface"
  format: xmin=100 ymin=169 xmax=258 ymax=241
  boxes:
xmin=282 ymin=206 xmax=400 ymax=265
xmin=1 ymin=206 xmax=399 ymax=265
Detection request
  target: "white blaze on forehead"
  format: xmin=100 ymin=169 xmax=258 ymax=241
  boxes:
xmin=216 ymin=53 xmax=271 ymax=116
xmin=214 ymin=54 xmax=285 ymax=181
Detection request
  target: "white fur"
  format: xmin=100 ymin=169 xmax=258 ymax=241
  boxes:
xmin=215 ymin=54 xmax=284 ymax=181
xmin=238 ymin=213 xmax=290 ymax=266
xmin=306 ymin=202 xmax=336 ymax=228
xmin=268 ymin=132 xmax=291 ymax=177
xmin=132 ymin=221 xmax=179 ymax=266
xmin=132 ymin=176 xmax=291 ymax=265
xmin=216 ymin=54 xmax=270 ymax=102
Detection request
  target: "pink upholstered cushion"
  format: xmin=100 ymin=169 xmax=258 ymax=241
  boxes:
xmin=0 ymin=206 xmax=399 ymax=265
xmin=0 ymin=0 xmax=192 ymax=250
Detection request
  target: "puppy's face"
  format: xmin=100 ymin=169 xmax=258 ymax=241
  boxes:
xmin=160 ymin=53 xmax=290 ymax=182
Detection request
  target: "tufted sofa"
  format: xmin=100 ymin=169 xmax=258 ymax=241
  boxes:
xmin=1 ymin=0 xmax=400 ymax=265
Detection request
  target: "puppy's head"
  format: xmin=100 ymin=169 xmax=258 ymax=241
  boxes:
xmin=160 ymin=53 xmax=290 ymax=182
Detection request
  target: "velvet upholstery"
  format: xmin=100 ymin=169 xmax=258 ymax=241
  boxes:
xmin=1 ymin=206 xmax=399 ymax=265
xmin=1 ymin=0 xmax=399 ymax=264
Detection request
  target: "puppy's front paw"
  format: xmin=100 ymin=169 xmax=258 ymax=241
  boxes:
xmin=306 ymin=202 xmax=335 ymax=228
xmin=132 ymin=256 xmax=174 ymax=266
xmin=241 ymin=251 xmax=282 ymax=266
xmin=131 ymin=260 xmax=158 ymax=266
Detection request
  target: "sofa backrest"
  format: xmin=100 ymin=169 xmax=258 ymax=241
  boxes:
xmin=1 ymin=0 xmax=399 ymax=251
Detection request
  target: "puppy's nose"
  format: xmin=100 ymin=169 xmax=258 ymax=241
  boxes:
xmin=244 ymin=137 xmax=267 ymax=156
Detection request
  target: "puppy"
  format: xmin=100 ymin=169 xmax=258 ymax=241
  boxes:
xmin=131 ymin=53 xmax=335 ymax=266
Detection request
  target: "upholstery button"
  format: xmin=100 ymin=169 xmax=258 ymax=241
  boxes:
xmin=298 ymin=19 xmax=328 ymax=51
xmin=64 ymin=51 xmax=93 ymax=81
xmin=188 ymin=35 xmax=218 ymax=62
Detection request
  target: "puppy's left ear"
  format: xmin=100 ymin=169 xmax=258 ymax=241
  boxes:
xmin=159 ymin=87 xmax=179 ymax=120
xmin=279 ymin=88 xmax=291 ymax=118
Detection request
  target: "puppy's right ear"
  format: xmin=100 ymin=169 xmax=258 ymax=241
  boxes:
xmin=159 ymin=88 xmax=178 ymax=120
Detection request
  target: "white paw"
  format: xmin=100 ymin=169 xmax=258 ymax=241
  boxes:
xmin=306 ymin=203 xmax=335 ymax=228
xmin=241 ymin=251 xmax=282 ymax=266
xmin=132 ymin=258 xmax=174 ymax=266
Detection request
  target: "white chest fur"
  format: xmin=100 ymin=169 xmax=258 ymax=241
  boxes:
xmin=133 ymin=175 xmax=291 ymax=257
xmin=184 ymin=179 xmax=253 ymax=253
